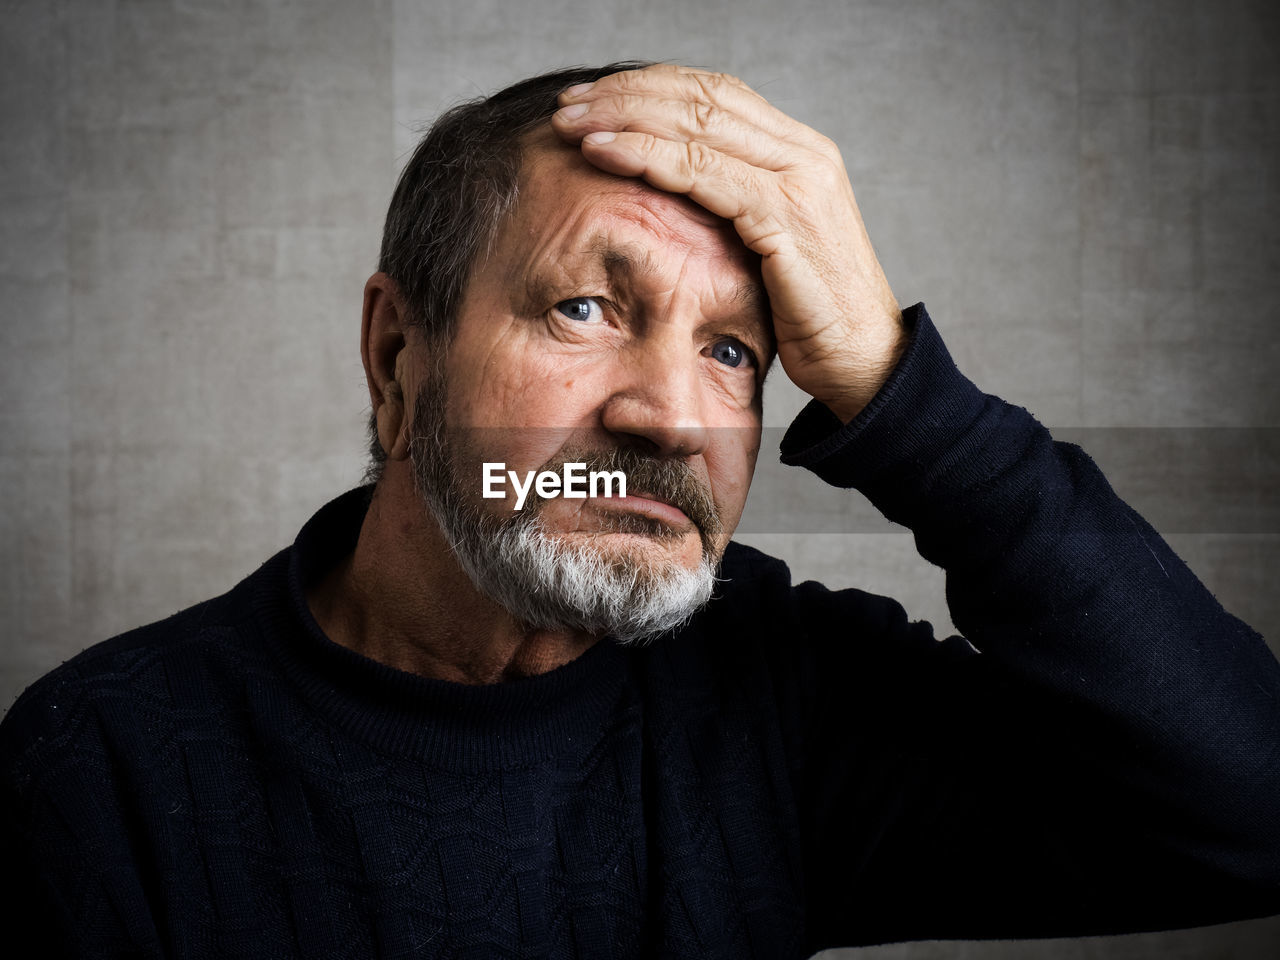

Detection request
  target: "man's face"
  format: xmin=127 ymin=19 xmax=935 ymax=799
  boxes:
xmin=408 ymin=127 xmax=771 ymax=640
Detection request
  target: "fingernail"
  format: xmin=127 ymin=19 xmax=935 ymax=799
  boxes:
xmin=556 ymin=102 xmax=589 ymax=121
xmin=564 ymin=82 xmax=595 ymax=97
xmin=583 ymin=131 xmax=617 ymax=145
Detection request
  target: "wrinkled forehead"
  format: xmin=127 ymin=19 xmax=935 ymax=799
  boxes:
xmin=508 ymin=125 xmax=757 ymax=267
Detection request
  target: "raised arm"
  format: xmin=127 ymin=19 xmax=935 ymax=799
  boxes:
xmin=774 ymin=304 xmax=1280 ymax=944
xmin=554 ymin=63 xmax=1280 ymax=947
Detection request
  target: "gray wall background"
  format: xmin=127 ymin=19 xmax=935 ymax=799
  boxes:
xmin=2 ymin=0 xmax=1277 ymax=956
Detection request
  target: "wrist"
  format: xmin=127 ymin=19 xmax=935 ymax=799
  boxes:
xmin=821 ymin=312 xmax=910 ymax=423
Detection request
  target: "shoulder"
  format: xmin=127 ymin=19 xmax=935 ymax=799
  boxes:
xmin=714 ymin=540 xmax=933 ymax=651
xmin=708 ymin=540 xmax=982 ymax=727
xmin=0 ymin=549 xmax=289 ymax=776
xmin=707 ymin=540 xmax=940 ymax=688
xmin=0 ymin=552 xmax=296 ymax=949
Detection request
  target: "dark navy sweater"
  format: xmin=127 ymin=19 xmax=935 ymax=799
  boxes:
xmin=3 ymin=305 xmax=1278 ymax=958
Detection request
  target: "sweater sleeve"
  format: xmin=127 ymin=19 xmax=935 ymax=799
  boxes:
xmin=776 ymin=303 xmax=1280 ymax=949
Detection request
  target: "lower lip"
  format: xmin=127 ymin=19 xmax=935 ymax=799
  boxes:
xmin=592 ymin=494 xmax=692 ymax=528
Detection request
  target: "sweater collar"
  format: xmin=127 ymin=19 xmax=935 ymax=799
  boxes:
xmin=255 ymin=486 xmax=634 ymax=770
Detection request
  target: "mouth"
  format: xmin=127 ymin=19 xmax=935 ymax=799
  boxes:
xmin=594 ymin=488 xmax=693 ymax=529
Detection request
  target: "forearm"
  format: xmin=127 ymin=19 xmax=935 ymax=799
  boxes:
xmin=783 ymin=304 xmax=1280 ymax=935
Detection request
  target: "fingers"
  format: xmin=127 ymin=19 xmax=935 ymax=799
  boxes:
xmin=551 ymin=64 xmax=841 ymax=254
xmin=562 ymin=65 xmax=768 ymax=121
xmin=572 ymin=130 xmax=791 ymax=256
xmin=555 ymin=93 xmax=796 ymax=172
xmin=554 ymin=64 xmax=835 ymax=164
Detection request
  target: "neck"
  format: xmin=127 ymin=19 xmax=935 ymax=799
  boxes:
xmin=307 ymin=465 xmax=598 ymax=684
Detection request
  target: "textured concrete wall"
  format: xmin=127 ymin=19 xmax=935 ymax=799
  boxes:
xmin=1 ymin=0 xmax=1277 ymax=955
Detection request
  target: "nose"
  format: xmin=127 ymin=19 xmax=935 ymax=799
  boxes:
xmin=599 ymin=333 xmax=710 ymax=458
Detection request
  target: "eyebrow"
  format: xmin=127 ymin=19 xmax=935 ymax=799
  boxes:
xmin=524 ymin=236 xmax=772 ymax=341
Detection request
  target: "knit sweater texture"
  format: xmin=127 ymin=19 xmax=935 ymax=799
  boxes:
xmin=3 ymin=305 xmax=1278 ymax=958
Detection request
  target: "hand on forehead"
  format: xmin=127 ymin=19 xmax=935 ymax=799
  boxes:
xmin=549 ymin=63 xmax=833 ymax=236
xmin=551 ymin=62 xmax=904 ymax=424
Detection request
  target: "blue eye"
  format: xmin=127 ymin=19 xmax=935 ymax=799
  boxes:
xmin=555 ymin=298 xmax=604 ymax=323
xmin=711 ymin=339 xmax=746 ymax=367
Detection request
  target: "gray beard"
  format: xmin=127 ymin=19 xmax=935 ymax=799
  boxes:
xmin=407 ymin=373 xmax=720 ymax=645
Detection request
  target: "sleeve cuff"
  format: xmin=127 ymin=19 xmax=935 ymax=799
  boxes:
xmin=778 ymin=303 xmax=994 ymax=520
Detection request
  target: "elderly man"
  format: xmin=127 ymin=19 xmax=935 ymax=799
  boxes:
xmin=3 ymin=62 xmax=1278 ymax=957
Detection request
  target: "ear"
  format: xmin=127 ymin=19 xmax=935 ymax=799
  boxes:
xmin=361 ymin=272 xmax=412 ymax=462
